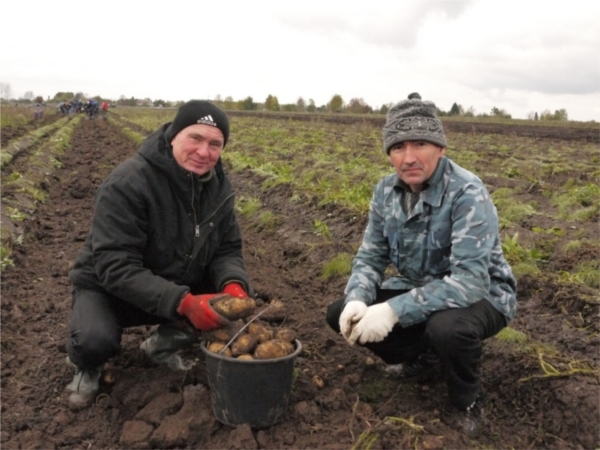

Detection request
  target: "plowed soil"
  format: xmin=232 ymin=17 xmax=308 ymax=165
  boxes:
xmin=1 ymin=117 xmax=598 ymax=450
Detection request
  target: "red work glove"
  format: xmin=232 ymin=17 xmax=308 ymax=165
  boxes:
xmin=177 ymin=293 xmax=226 ymax=331
xmin=222 ymin=282 xmax=249 ymax=298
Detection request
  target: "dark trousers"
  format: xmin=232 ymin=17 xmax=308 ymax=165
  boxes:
xmin=326 ymin=289 xmax=507 ymax=409
xmin=67 ymin=288 xmax=168 ymax=370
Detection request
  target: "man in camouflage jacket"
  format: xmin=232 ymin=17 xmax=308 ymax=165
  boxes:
xmin=326 ymin=93 xmax=516 ymax=437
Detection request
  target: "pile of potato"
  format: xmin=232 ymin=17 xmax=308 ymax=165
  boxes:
xmin=207 ymin=295 xmax=296 ymax=360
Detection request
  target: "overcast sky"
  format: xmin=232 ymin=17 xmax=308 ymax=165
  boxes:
xmin=2 ymin=1 xmax=599 ymax=121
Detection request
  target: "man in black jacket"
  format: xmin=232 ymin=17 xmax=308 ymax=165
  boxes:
xmin=65 ymin=100 xmax=252 ymax=408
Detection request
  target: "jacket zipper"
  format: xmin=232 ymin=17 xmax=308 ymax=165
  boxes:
xmin=191 ymin=175 xmax=200 ymax=237
xmin=190 ymin=174 xmax=234 ymax=238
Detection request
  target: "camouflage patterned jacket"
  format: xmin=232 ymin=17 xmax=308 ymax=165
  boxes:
xmin=344 ymin=156 xmax=517 ymax=327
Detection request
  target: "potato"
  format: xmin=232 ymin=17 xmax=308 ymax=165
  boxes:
xmin=247 ymin=323 xmax=266 ymax=335
xmin=102 ymin=368 xmax=120 ymax=386
xmin=254 ymin=339 xmax=294 ymax=360
xmin=212 ymin=295 xmax=256 ymax=320
xmin=274 ymin=328 xmax=296 ymax=343
xmin=237 ymin=354 xmax=254 ymax=361
xmin=231 ymin=334 xmax=257 ymax=356
xmin=248 ymin=323 xmax=274 ymax=343
xmin=211 ymin=320 xmax=246 ymax=342
xmin=207 ymin=341 xmax=232 ymax=357
xmin=312 ymin=375 xmax=325 ymax=389
xmin=255 ymin=330 xmax=274 ymax=344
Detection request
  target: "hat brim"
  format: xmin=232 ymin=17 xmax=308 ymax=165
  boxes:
xmin=384 ymin=132 xmax=447 ymax=154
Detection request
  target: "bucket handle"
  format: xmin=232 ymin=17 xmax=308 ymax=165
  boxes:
xmin=219 ymin=304 xmax=276 ymax=355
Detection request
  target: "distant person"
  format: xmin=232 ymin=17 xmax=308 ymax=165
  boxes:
xmin=34 ymin=104 xmax=44 ymax=120
xmin=101 ymin=101 xmax=109 ymax=119
xmin=60 ymin=102 xmax=72 ymax=114
xmin=65 ymin=100 xmax=252 ymax=408
xmin=69 ymin=100 xmax=78 ymax=115
xmin=326 ymin=93 xmax=517 ymax=437
xmin=86 ymin=99 xmax=99 ymax=119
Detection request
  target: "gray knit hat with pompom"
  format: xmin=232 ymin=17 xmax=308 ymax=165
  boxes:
xmin=382 ymin=93 xmax=447 ymax=154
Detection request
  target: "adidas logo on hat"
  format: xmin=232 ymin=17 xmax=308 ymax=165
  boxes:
xmin=197 ymin=115 xmax=217 ymax=127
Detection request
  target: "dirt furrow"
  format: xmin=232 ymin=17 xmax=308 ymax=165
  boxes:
xmin=1 ymin=117 xmax=598 ymax=450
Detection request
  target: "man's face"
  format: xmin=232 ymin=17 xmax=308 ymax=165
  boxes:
xmin=389 ymin=140 xmax=445 ymax=192
xmin=171 ymin=124 xmax=224 ymax=175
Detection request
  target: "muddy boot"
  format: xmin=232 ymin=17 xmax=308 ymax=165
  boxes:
xmin=140 ymin=323 xmax=199 ymax=371
xmin=447 ymin=391 xmax=486 ymax=438
xmin=65 ymin=356 xmax=101 ymax=409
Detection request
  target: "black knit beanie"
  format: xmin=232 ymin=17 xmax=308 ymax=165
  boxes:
xmin=382 ymin=93 xmax=447 ymax=154
xmin=165 ymin=100 xmax=230 ymax=146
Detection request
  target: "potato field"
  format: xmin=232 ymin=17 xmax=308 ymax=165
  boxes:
xmin=1 ymin=105 xmax=598 ymax=449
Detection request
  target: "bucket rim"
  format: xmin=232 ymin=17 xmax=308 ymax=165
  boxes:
xmin=201 ymin=339 xmax=302 ymax=364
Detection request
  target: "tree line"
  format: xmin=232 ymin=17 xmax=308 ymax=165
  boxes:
xmin=0 ymin=82 xmax=571 ymax=122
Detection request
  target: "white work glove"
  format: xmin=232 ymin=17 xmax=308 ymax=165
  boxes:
xmin=348 ymin=302 xmax=399 ymax=345
xmin=339 ymin=301 xmax=368 ymax=343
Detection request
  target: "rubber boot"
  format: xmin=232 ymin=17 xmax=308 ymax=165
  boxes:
xmin=140 ymin=323 xmax=199 ymax=371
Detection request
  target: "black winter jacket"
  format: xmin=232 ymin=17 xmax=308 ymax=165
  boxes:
xmin=69 ymin=123 xmax=251 ymax=321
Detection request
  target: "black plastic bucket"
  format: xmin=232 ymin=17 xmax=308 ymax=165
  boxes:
xmin=201 ymin=339 xmax=302 ymax=428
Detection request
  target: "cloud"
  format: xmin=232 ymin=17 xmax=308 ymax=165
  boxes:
xmin=415 ymin=1 xmax=600 ymax=96
xmin=276 ymin=1 xmax=474 ymax=48
xmin=1 ymin=1 xmax=599 ymax=120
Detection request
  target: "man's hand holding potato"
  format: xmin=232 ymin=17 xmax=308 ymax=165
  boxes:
xmin=178 ymin=283 xmax=254 ymax=331
xmin=177 ymin=293 xmax=228 ymax=331
xmin=222 ymin=282 xmax=249 ymax=298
